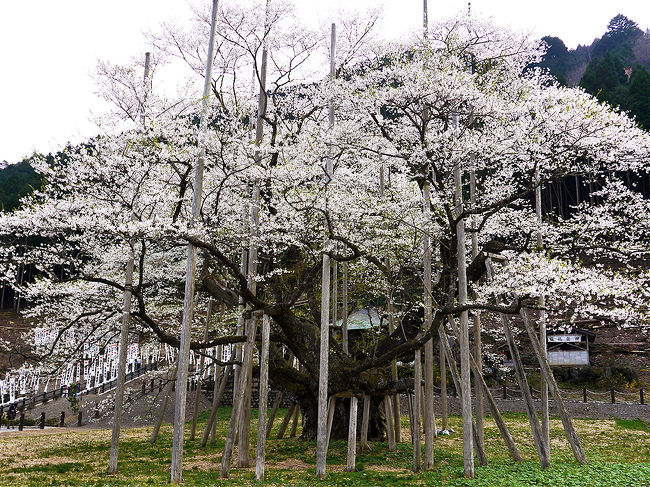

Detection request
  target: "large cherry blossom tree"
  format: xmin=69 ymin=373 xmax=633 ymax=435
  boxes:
xmin=2 ymin=9 xmax=649 ymax=441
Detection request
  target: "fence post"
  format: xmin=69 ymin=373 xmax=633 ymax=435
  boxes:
xmin=59 ymin=411 xmax=65 ymax=427
xmin=610 ymin=389 xmax=615 ymax=404
xmin=18 ymin=412 xmax=24 ymax=431
xmin=640 ymin=389 xmax=644 ymax=405
xmin=40 ymin=412 xmax=45 ymax=429
xmin=503 ymin=385 xmax=507 ymax=400
xmin=583 ymin=387 xmax=587 ymax=403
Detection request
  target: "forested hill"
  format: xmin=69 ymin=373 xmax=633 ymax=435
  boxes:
xmin=537 ymin=14 xmax=650 ymax=129
xmin=0 ymin=158 xmax=41 ymax=212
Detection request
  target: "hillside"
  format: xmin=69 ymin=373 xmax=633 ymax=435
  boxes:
xmin=537 ymin=14 xmax=650 ymax=129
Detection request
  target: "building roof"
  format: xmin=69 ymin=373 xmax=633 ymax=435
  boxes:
xmin=337 ymin=308 xmax=382 ymax=331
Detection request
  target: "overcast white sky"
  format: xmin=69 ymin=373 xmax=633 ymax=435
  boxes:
xmin=1 ymin=0 xmax=649 ymax=163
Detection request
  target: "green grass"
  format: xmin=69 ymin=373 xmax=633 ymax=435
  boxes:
xmin=0 ymin=408 xmax=648 ymax=486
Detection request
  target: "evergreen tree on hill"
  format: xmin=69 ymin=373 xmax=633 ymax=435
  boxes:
xmin=628 ymin=65 xmax=650 ymax=129
xmin=0 ymin=159 xmax=41 ymax=212
xmin=592 ymin=14 xmax=643 ymax=60
xmin=538 ymin=36 xmax=570 ymax=85
xmin=580 ymin=52 xmax=627 ymax=106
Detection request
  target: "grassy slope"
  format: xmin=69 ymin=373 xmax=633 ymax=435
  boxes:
xmin=0 ymin=408 xmax=648 ymax=486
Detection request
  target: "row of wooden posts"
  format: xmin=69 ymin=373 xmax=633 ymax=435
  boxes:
xmin=0 ymin=409 xmax=82 ymax=430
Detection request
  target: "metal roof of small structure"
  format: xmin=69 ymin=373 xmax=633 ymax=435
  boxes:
xmin=337 ymin=308 xmax=382 ymax=331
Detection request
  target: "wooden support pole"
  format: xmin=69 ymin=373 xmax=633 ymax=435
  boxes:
xmin=535 ymin=167 xmax=550 ymax=454
xmin=386 ymin=257 xmax=401 ymax=443
xmin=439 ymin=327 xmax=488 ymax=466
xmin=440 ymin=340 xmax=448 ymax=431
xmin=290 ymin=404 xmax=300 ymax=438
xmin=384 ymin=396 xmax=396 ymax=451
xmin=150 ymin=361 xmax=178 ymax=444
xmin=486 ymin=258 xmax=549 ymax=468
xmin=211 ymin=349 xmax=224 ymax=444
xmin=346 ymin=396 xmax=358 ymax=472
xmin=266 ymin=391 xmax=283 ymax=439
xmin=413 ymin=350 xmax=422 ymax=472
xmin=201 ymin=364 xmax=230 ymax=447
xmin=316 ymin=22 xmax=336 ymax=481
xmin=107 ymin=244 xmax=134 ymax=474
xmin=445 ymin=318 xmax=522 ymax=462
xmin=191 ymin=300 xmax=213 ymax=441
xmin=452 ymin=112 xmax=474 ymax=478
xmin=520 ymin=310 xmax=587 ymax=464
xmin=219 ymin=316 xmax=259 ymax=478
xmin=342 ymin=263 xmax=348 ymax=354
xmin=170 ymin=2 xmax=219 ymax=482
xmin=360 ymin=395 xmax=370 ymax=451
xmin=326 ymin=396 xmax=336 ymax=447
xmin=423 ymin=180 xmax=435 ymax=469
xmin=469 ymin=161 xmax=485 ymax=454
xmin=238 ymin=324 xmax=254 ymax=467
xmin=332 ymin=262 xmax=338 ymax=333
xmin=276 ymin=403 xmax=295 ymax=440
xmin=255 ymin=314 xmax=271 ymax=480
xmin=406 ymin=393 xmax=415 ymax=446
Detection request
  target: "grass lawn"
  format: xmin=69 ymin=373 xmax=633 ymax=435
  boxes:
xmin=0 ymin=408 xmax=648 ymax=486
